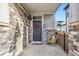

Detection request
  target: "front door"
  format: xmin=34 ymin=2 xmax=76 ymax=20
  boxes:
xmin=33 ymin=21 xmax=42 ymax=41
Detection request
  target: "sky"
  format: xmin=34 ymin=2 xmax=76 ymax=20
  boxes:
xmin=55 ymin=3 xmax=67 ymax=24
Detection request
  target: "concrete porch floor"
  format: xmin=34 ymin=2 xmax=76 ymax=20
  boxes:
xmin=19 ymin=44 xmax=67 ymax=56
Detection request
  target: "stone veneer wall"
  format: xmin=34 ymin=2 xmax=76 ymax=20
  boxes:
xmin=0 ymin=26 xmax=9 ymax=56
xmin=14 ymin=3 xmax=31 ymax=48
xmin=68 ymin=32 xmax=79 ymax=56
xmin=9 ymin=3 xmax=31 ymax=56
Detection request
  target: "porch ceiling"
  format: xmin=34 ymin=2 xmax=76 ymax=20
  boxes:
xmin=21 ymin=3 xmax=60 ymax=13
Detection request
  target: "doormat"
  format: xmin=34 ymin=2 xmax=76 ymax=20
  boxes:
xmin=32 ymin=43 xmax=43 ymax=45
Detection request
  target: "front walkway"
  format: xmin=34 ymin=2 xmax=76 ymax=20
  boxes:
xmin=19 ymin=44 xmax=67 ymax=56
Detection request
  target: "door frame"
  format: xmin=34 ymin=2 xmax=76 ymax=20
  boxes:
xmin=31 ymin=16 xmax=43 ymax=43
xmin=33 ymin=21 xmax=42 ymax=42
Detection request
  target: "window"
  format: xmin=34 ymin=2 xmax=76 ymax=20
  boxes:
xmin=33 ymin=16 xmax=42 ymax=19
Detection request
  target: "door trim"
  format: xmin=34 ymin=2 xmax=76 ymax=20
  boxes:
xmin=31 ymin=16 xmax=43 ymax=43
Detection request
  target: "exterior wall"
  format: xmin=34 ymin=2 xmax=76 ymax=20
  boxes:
xmin=30 ymin=12 xmax=55 ymax=43
xmin=69 ymin=3 xmax=79 ymax=23
xmin=9 ymin=3 xmax=31 ymax=56
xmin=61 ymin=26 xmax=66 ymax=32
xmin=0 ymin=3 xmax=31 ymax=56
xmin=68 ymin=3 xmax=79 ymax=31
xmin=43 ymin=14 xmax=55 ymax=43
xmin=64 ymin=4 xmax=69 ymax=32
xmin=0 ymin=3 xmax=9 ymax=56
xmin=44 ymin=14 xmax=55 ymax=29
xmin=31 ymin=12 xmax=55 ymax=43
xmin=0 ymin=3 xmax=9 ymax=23
xmin=0 ymin=26 xmax=9 ymax=56
xmin=67 ymin=3 xmax=79 ymax=56
xmin=9 ymin=4 xmax=24 ymax=56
